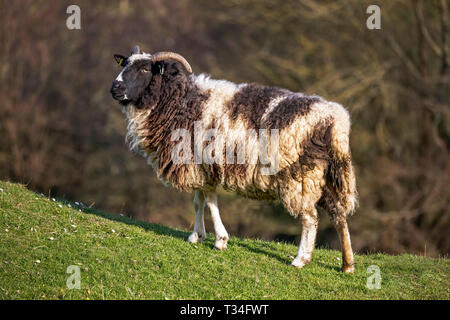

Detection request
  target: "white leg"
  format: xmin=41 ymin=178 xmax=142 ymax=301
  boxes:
xmin=291 ymin=210 xmax=318 ymax=268
xmin=188 ymin=190 xmax=206 ymax=244
xmin=204 ymin=192 xmax=229 ymax=250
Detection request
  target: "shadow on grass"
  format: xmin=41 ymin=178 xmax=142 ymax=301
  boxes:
xmin=83 ymin=207 xmax=190 ymax=240
xmin=231 ymin=241 xmax=292 ymax=265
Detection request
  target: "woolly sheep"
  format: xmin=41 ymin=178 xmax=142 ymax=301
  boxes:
xmin=110 ymin=45 xmax=357 ymax=273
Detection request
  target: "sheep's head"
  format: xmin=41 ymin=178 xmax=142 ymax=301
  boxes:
xmin=110 ymin=45 xmax=192 ymax=107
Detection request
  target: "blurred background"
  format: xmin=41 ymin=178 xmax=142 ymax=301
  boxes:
xmin=0 ymin=0 xmax=448 ymax=257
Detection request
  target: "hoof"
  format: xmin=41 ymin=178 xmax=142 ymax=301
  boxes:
xmin=214 ymin=237 xmax=228 ymax=250
xmin=342 ymin=264 xmax=354 ymax=274
xmin=187 ymin=232 xmax=205 ymax=244
xmin=290 ymin=258 xmax=310 ymax=269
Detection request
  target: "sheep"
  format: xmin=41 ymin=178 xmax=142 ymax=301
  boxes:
xmin=110 ymin=45 xmax=358 ymax=273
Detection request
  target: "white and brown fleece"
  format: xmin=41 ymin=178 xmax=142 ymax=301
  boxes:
xmin=112 ymin=52 xmax=357 ymax=273
xmin=124 ymin=61 xmax=357 ymax=221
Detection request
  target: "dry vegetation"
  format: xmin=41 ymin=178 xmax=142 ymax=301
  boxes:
xmin=0 ymin=0 xmax=448 ymax=256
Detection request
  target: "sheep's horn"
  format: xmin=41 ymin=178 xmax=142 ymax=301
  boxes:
xmin=132 ymin=45 xmax=141 ymax=55
xmin=151 ymin=51 xmax=192 ymax=73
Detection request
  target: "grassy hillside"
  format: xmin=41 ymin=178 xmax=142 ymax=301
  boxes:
xmin=0 ymin=181 xmax=448 ymax=300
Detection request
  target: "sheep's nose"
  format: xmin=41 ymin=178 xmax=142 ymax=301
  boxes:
xmin=110 ymin=81 xmax=126 ymax=99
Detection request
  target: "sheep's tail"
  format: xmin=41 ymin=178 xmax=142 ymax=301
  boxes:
xmin=324 ymin=153 xmax=358 ymax=220
xmin=319 ymin=108 xmax=358 ymax=222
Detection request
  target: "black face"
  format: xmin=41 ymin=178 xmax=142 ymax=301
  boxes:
xmin=110 ymin=55 xmax=162 ymax=106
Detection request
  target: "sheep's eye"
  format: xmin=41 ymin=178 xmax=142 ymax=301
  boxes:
xmin=141 ymin=67 xmax=151 ymax=73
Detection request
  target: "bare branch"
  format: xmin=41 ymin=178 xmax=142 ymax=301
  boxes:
xmin=439 ymin=0 xmax=449 ymax=76
xmin=384 ymin=33 xmax=422 ymax=79
xmin=414 ymin=0 xmax=443 ymax=57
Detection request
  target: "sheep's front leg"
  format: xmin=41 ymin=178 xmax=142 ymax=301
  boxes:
xmin=188 ymin=190 xmax=206 ymax=244
xmin=204 ymin=192 xmax=229 ymax=250
xmin=291 ymin=210 xmax=318 ymax=268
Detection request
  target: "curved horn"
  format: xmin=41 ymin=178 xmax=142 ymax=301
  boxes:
xmin=151 ymin=51 xmax=193 ymax=73
xmin=132 ymin=45 xmax=141 ymax=55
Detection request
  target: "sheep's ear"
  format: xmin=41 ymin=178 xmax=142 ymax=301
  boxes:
xmin=114 ymin=54 xmax=127 ymax=67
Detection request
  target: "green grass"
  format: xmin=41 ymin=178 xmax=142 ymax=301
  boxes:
xmin=0 ymin=181 xmax=448 ymax=300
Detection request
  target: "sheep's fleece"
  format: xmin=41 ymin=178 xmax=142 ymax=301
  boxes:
xmin=110 ymin=47 xmax=357 ymax=273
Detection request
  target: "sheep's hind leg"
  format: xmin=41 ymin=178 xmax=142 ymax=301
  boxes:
xmin=285 ymin=171 xmax=323 ymax=268
xmin=188 ymin=190 xmax=206 ymax=244
xmin=204 ymin=192 xmax=229 ymax=250
xmin=334 ymin=218 xmax=355 ymax=273
xmin=291 ymin=208 xmax=319 ymax=268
